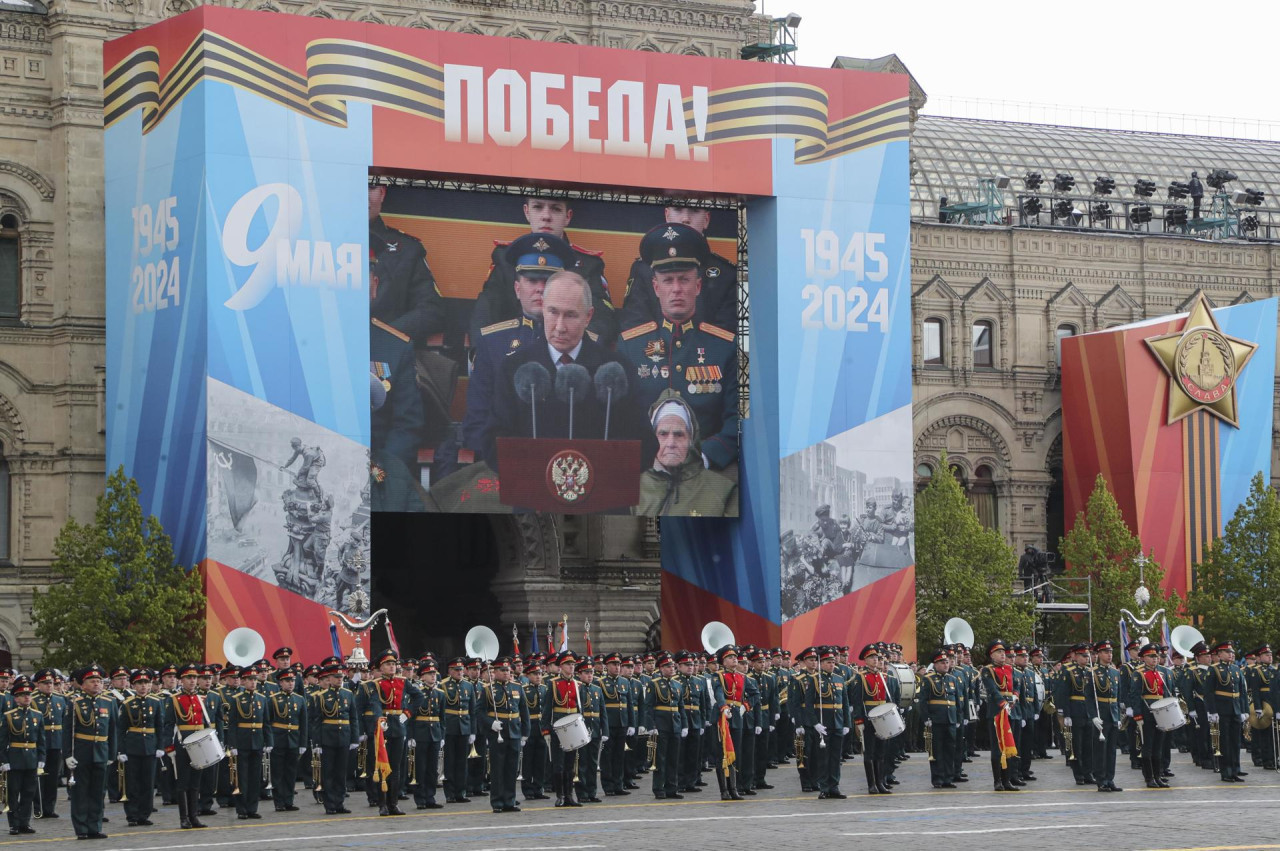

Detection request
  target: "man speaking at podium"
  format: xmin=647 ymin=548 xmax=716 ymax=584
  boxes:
xmin=487 ymin=271 xmax=639 ymax=472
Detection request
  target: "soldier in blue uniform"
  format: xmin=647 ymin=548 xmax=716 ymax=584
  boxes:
xmin=470 ymin=195 xmax=617 ymax=348
xmin=620 ymin=205 xmax=737 ymax=329
xmin=916 ymin=648 xmax=958 ymax=788
xmin=266 ymin=670 xmax=308 ymax=812
xmin=64 ymin=665 xmax=118 ymax=839
xmin=32 ymin=668 xmax=66 ymax=820
xmin=480 ymin=657 xmax=529 ymax=813
xmin=1088 ymin=639 xmax=1123 ymax=792
xmin=2 ymin=676 xmax=45 ymax=835
xmin=370 ymin=319 xmax=426 ymax=512
xmin=408 ymin=660 xmax=445 ymax=809
xmin=618 ymin=223 xmax=739 ymax=472
xmin=117 ymin=669 xmax=162 ymax=826
xmin=369 ymin=184 xmax=447 ymax=345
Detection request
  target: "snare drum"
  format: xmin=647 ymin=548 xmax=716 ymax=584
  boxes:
xmin=552 ymin=713 xmax=591 ymax=751
xmin=868 ymin=703 xmax=905 ymax=740
xmin=1149 ymin=696 xmax=1186 ymax=732
xmin=182 ymin=727 xmax=225 ymax=770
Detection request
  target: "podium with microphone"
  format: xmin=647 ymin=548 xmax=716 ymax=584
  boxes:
xmin=498 ymin=360 xmax=641 ymax=512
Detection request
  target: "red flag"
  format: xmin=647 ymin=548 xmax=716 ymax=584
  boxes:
xmin=993 ymin=708 xmax=1019 ymax=769
xmin=374 ymin=723 xmax=393 ymax=792
xmin=585 ymin=633 xmax=592 ymax=657
xmin=718 ymin=710 xmax=736 ymax=777
xmin=385 ymin=617 xmax=400 ymax=657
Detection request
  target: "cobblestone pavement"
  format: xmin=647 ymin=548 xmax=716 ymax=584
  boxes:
xmin=9 ymin=751 xmax=1280 ymax=851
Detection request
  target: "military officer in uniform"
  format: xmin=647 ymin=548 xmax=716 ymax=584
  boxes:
xmin=1205 ymin=640 xmax=1249 ymax=782
xmin=370 ymin=318 xmax=426 ymax=511
xmin=470 ymin=195 xmax=617 ymax=348
xmin=808 ymin=647 xmax=848 ymax=799
xmin=980 ymin=639 xmax=1023 ymax=792
xmin=1127 ymin=643 xmax=1175 ymax=787
xmin=160 ymin=663 xmax=213 ymax=829
xmin=618 ymin=224 xmax=739 ymax=472
xmin=32 ymin=668 xmax=67 ymax=820
xmin=850 ymin=644 xmax=892 ymax=794
xmin=368 ymin=183 xmax=447 ymax=345
xmin=197 ymin=664 xmax=224 ymax=816
xmin=620 ymin=205 xmax=736 ymax=330
xmin=2 ymin=676 xmax=45 ymax=835
xmin=267 ymin=669 xmax=308 ymax=811
xmin=1089 ymin=639 xmax=1123 ymax=792
xmin=408 ymin=660 xmax=445 ymax=809
xmin=599 ymin=652 xmax=633 ymax=796
xmin=308 ymin=662 xmax=358 ymax=814
xmin=711 ymin=645 xmax=754 ymax=801
xmin=917 ymin=648 xmax=958 ymax=788
xmin=572 ymin=658 xmax=608 ymax=803
xmin=748 ymin=648 xmax=777 ymax=791
xmin=1246 ymin=644 xmax=1275 ymax=770
xmin=1055 ymin=642 xmax=1096 ymax=785
xmin=480 ymin=657 xmax=528 ymax=813
xmin=226 ymin=665 xmax=269 ymax=819
xmin=643 ymin=652 xmax=685 ymax=799
xmin=441 ymin=657 xmax=476 ymax=803
xmin=360 ymin=648 xmax=421 ymax=815
xmin=65 ymin=665 xmax=118 ymax=839
xmin=519 ymin=660 xmax=549 ymax=801
xmin=544 ymin=651 xmax=585 ymax=807
xmin=117 ymin=669 xmax=161 ymax=826
xmin=675 ymin=650 xmax=706 ymax=793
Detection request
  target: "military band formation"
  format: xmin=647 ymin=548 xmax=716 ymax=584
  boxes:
xmin=2 ymin=634 xmax=1274 ymax=837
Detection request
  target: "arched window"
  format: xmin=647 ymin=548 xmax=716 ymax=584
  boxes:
xmin=1055 ymin=323 xmax=1077 ymax=363
xmin=915 ymin=462 xmax=933 ymax=493
xmin=0 ymin=214 xmax=19 ymax=320
xmin=0 ymin=444 xmax=10 ymax=562
xmin=969 ymin=464 xmax=998 ymax=530
xmin=922 ymin=318 xmax=944 ymax=365
xmin=972 ymin=320 xmax=994 ymax=368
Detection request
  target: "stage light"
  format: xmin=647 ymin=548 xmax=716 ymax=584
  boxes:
xmin=1053 ymin=199 xmax=1073 ymax=218
xmin=1053 ymin=173 xmax=1075 ymax=192
xmin=783 ymin=12 xmax=802 ymax=28
xmin=1024 ymin=172 xmax=1044 ymax=191
xmin=1129 ymin=204 xmax=1153 ymax=224
xmin=1167 ymin=181 xmax=1190 ymax=200
xmin=1133 ymin=179 xmax=1157 ymax=197
xmin=1241 ymin=214 xmax=1260 ymax=233
xmin=1206 ymin=168 xmax=1238 ymax=191
xmin=1093 ymin=176 xmax=1116 ymax=196
xmin=1022 ymin=196 xmax=1043 ymax=216
xmin=1233 ymin=188 xmax=1265 ymax=206
xmin=1091 ymin=202 xmax=1113 ymax=220
xmin=1166 ymin=205 xmax=1188 ymax=227
xmin=993 ymin=174 xmax=1012 ymax=189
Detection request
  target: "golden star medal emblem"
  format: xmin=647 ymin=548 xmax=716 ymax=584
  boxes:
xmin=1144 ymin=294 xmax=1258 ymax=427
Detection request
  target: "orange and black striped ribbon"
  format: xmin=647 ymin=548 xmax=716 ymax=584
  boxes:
xmin=1184 ymin=409 xmax=1221 ymax=585
xmin=105 ymin=32 xmax=909 ymax=164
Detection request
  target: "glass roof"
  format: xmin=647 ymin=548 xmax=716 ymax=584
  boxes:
xmin=911 ymin=115 xmax=1280 ymax=219
xmin=0 ymin=0 xmax=47 ymax=11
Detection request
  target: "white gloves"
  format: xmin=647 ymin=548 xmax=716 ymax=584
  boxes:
xmin=841 ymin=727 xmax=850 ymax=736
xmin=298 ymin=747 xmax=306 ymax=755
xmin=1034 ymin=714 xmax=1040 ymax=721
xmin=602 ymin=736 xmax=609 ymax=743
xmin=359 ymin=734 xmax=368 ymax=743
xmin=155 ymin=750 xmax=164 ymax=759
xmin=814 ymin=723 xmax=827 ymax=736
xmin=491 ymin=720 xmax=503 ymax=732
xmin=399 ymin=714 xmax=408 ymax=725
xmin=754 ymin=726 xmax=762 ymax=735
xmin=1092 ymin=717 xmax=1103 ymax=732
xmin=1063 ymin=717 xmax=1072 ymax=728
xmin=407 ymin=739 xmax=416 ymax=748
xmin=1209 ymin=713 xmax=1219 ymax=723
xmin=626 ymin=727 xmax=635 ymax=737
xmin=1240 ymin=713 xmax=1248 ymax=723
xmin=229 ymin=749 xmax=238 ymax=757
xmin=774 ymin=713 xmax=780 ymax=721
xmin=737 ymin=705 xmax=745 ymax=718
xmin=264 ymin=746 xmax=273 ymax=754
xmin=795 ymin=726 xmax=804 ymax=735
xmin=1125 ymin=707 xmax=1133 ymax=717
xmin=467 ymin=734 xmax=476 ymax=745
xmin=348 ymin=743 xmax=358 ymax=751
xmin=315 ymin=747 xmax=323 ymax=754
xmin=118 ymin=754 xmax=129 ymax=763
xmin=769 ymin=726 xmax=775 ymax=733
xmin=1257 ymin=709 xmax=1264 ymax=717
xmin=637 ymin=727 xmax=647 ymax=736
xmin=37 ymin=762 xmax=44 ymax=771
xmin=1021 ymin=720 xmax=1027 ymax=728
xmin=0 ymin=764 xmax=8 ymax=772
xmin=924 ymin=719 xmax=933 ymax=728
xmin=680 ymin=727 xmax=688 ymax=738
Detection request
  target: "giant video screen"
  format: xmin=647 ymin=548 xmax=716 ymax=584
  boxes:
xmin=368 ymin=184 xmax=741 ymax=517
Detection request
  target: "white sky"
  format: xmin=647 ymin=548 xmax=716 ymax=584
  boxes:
xmin=755 ymin=1 xmax=1280 ymax=140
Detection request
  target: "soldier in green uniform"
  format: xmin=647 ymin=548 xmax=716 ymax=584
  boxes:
xmin=809 ymin=647 xmax=848 ymax=799
xmin=1204 ymin=640 xmax=1249 ymax=782
xmin=748 ymin=648 xmax=777 ymax=790
xmin=2 ymin=676 xmax=45 ymax=835
xmin=916 ymin=648 xmax=958 ymax=788
xmin=160 ymin=663 xmax=213 ymax=829
xmin=1246 ymin=644 xmax=1275 ymax=770
xmin=479 ymin=657 xmax=529 ymax=813
xmin=194 ymin=664 xmax=222 ymax=815
xmin=618 ymin=224 xmax=739 ymax=473
xmin=623 ymin=655 xmax=646 ymax=786
xmin=1120 ymin=639 xmax=1142 ymax=768
xmin=32 ymin=668 xmax=67 ymax=820
xmin=267 ymin=669 xmax=308 ymax=811
xmin=64 ymin=665 xmax=118 ymax=839
xmin=849 ymin=644 xmax=891 ymax=794
xmin=1055 ymin=642 xmax=1096 ymax=785
xmin=104 ymin=665 xmax=130 ymax=805
xmin=408 ymin=660 xmax=445 ymax=809
xmin=642 ymin=652 xmax=685 ymax=799
xmin=711 ymin=645 xmax=755 ymax=800
xmin=1127 ymin=643 xmax=1174 ymax=787
xmin=225 ymin=665 xmax=269 ymax=818
xmin=518 ymin=660 xmax=549 ymax=801
xmin=464 ymin=659 xmax=488 ymax=798
xmin=1088 ymin=639 xmax=1123 ymax=792
xmin=573 ymin=659 xmax=608 ymax=803
xmin=440 ymin=657 xmax=476 ymax=803
xmin=117 ymin=669 xmax=162 ymax=825
xmin=675 ymin=650 xmax=706 ymax=793
xmin=1009 ymin=643 xmax=1036 ymax=783
xmin=599 ymin=652 xmax=633 ymax=796
xmin=309 ymin=662 xmax=358 ymax=814
xmin=789 ymin=647 xmax=818 ymax=793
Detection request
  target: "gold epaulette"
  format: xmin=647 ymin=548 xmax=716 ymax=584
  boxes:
xmin=699 ymin=322 xmax=734 ymax=342
xmin=621 ymin=321 xmax=657 ymax=341
xmin=481 ymin=318 xmax=520 ymax=336
xmin=372 ymin=317 xmax=411 ymax=344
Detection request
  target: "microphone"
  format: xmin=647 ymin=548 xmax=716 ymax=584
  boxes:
xmin=370 ymin=372 xmax=387 ymax=412
xmin=514 ymin=362 xmax=551 ymax=438
xmin=554 ymin=363 xmax=590 ymax=439
xmin=593 ymin=361 xmax=628 ymax=440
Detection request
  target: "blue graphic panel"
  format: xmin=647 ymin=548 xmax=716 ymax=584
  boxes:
xmin=1216 ymin=298 xmax=1277 ymax=526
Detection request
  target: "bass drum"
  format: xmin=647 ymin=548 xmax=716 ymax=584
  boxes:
xmin=887 ymin=662 xmax=916 ymax=705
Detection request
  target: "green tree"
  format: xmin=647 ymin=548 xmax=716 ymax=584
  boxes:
xmin=1057 ymin=473 xmax=1183 ymax=649
xmin=32 ymin=466 xmax=205 ymax=669
xmin=1185 ymin=472 xmax=1280 ymax=648
xmin=915 ymin=452 xmax=1035 ymax=661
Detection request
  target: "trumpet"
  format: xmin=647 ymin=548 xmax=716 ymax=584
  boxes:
xmin=311 ymin=748 xmax=323 ymax=799
xmin=1 ymin=767 xmax=8 ymax=814
xmin=794 ymin=731 xmax=806 ymax=770
xmin=230 ymin=752 xmax=241 ymax=796
xmin=263 ymin=748 xmax=273 ymax=791
xmin=1211 ymin=717 xmax=1222 ymax=757
xmin=924 ymin=723 xmax=935 ymax=762
xmin=357 ymin=740 xmax=368 ymax=778
xmin=119 ymin=760 xmax=128 ymax=801
xmin=408 ymin=740 xmax=417 ymax=787
xmin=646 ymin=731 xmax=658 ymax=770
